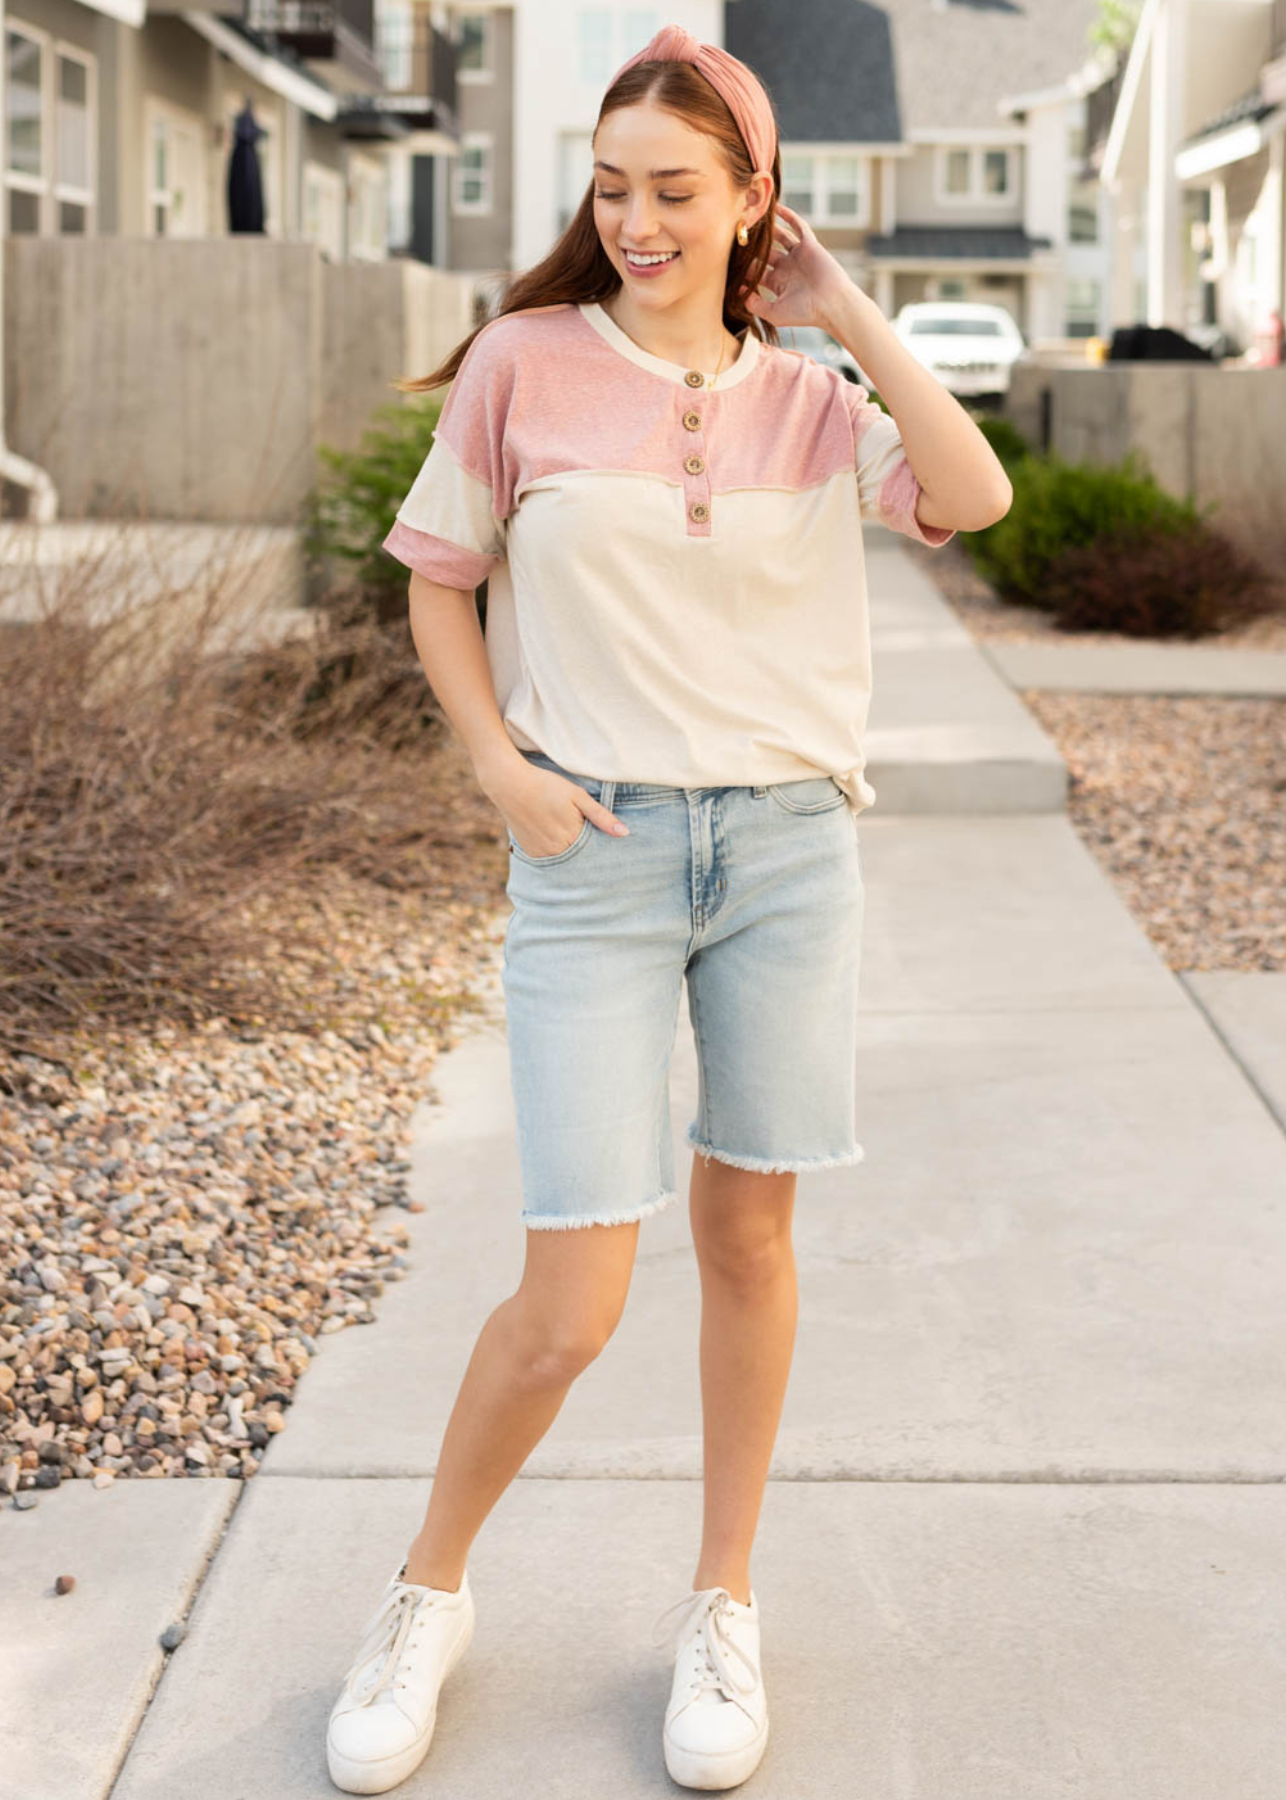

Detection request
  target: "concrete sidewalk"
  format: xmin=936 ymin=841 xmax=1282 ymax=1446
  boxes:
xmin=6 ymin=529 xmax=1286 ymax=1800
xmin=984 ymin=636 xmax=1286 ymax=696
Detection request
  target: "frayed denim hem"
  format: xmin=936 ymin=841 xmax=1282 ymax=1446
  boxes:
xmin=686 ymin=1129 xmax=866 ymax=1175
xmin=520 ymin=1187 xmax=679 ymax=1231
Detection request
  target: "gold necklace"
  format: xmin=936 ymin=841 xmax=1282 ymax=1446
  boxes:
xmin=602 ymin=299 xmax=734 ymax=388
xmin=705 ymin=332 xmax=731 ymax=390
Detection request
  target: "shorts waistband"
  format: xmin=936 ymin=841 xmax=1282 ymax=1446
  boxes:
xmin=517 ymin=746 xmax=835 ymax=805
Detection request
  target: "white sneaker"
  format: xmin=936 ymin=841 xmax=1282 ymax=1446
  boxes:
xmin=652 ymin=1584 xmax=769 ymax=1790
xmin=326 ymin=1560 xmax=475 ymax=1794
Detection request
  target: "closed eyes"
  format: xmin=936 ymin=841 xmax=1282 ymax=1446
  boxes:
xmin=594 ymin=191 xmax=694 ymax=205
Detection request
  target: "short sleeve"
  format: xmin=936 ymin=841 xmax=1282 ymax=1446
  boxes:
xmin=382 ymin=320 xmax=517 ymax=590
xmin=845 ymin=384 xmax=956 ymax=548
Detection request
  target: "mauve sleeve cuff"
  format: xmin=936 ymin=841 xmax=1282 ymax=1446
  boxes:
xmin=877 ymin=456 xmax=957 ymax=547
xmin=382 ymin=517 xmax=503 ymax=590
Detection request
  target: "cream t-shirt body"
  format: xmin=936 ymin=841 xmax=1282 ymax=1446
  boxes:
xmin=382 ymin=299 xmax=955 ymax=816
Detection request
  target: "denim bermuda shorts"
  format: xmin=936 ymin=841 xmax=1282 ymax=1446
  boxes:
xmin=501 ymin=747 xmax=866 ymax=1231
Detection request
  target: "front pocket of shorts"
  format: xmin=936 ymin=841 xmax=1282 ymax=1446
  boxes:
xmin=766 ymin=777 xmax=847 ymax=815
xmin=507 ymin=815 xmax=594 ymax=865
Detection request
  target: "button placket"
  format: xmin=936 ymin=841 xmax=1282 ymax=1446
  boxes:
xmin=679 ymin=384 xmax=713 ymax=536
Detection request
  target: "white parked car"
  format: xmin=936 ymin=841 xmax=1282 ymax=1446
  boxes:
xmin=891 ymin=302 xmax=1027 ymax=397
xmin=774 ymin=325 xmax=869 ymax=385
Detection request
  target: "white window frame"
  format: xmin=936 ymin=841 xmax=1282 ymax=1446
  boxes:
xmin=1068 ymin=176 xmax=1101 ymax=245
xmin=575 ymin=9 xmax=614 ymax=85
xmin=452 ymin=129 xmax=492 ymax=215
xmin=347 ymin=150 xmax=386 ymax=260
xmin=5 ymin=23 xmax=97 ymax=236
xmin=53 ymin=40 xmax=96 ymax=232
xmin=6 ymin=20 xmax=49 ymax=233
xmin=1065 ymin=275 xmax=1102 ymax=336
xmin=144 ymin=96 xmax=209 ymax=237
xmin=558 ymin=128 xmax=593 ymax=233
xmin=622 ymin=10 xmax=660 ymax=55
xmin=455 ymin=5 xmax=493 ymax=84
xmin=778 ymin=145 xmax=872 ymax=227
xmin=933 ymin=142 xmax=1015 ymax=207
xmin=303 ymin=159 xmax=344 ymax=260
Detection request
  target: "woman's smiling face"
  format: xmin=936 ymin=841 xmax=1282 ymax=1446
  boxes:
xmin=592 ymin=102 xmax=747 ymax=305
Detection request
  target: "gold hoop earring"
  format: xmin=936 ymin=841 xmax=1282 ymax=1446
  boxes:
xmin=736 ymin=221 xmax=749 ymax=247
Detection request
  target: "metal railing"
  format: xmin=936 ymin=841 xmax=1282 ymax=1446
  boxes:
xmin=371 ymin=14 xmax=458 ymax=101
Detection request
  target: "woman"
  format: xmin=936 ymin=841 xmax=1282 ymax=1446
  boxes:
xmin=326 ymin=22 xmax=1011 ymax=1796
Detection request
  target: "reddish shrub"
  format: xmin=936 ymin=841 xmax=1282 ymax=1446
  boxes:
xmin=1044 ymin=520 xmax=1280 ymax=638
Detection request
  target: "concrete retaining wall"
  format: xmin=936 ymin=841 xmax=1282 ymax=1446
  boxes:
xmin=5 ymin=240 xmax=476 ymax=524
xmin=1006 ymin=362 xmax=1286 ymax=569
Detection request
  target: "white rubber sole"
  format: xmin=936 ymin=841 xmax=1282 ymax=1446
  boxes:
xmin=326 ymin=1608 xmax=474 ymax=1795
xmin=662 ymin=1711 xmax=770 ymax=1790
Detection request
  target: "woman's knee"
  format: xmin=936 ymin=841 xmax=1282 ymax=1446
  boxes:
xmin=692 ymin=1186 xmax=795 ymax=1289
xmin=507 ymin=1300 xmax=621 ymax=1382
xmin=507 ymin=1222 xmax=637 ymax=1380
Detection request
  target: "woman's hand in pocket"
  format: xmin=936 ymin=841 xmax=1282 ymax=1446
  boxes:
xmin=493 ymin=764 xmax=629 ymax=860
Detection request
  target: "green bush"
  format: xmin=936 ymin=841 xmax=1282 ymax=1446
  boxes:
xmin=302 ymin=396 xmax=443 ymax=624
xmin=967 ymin=446 xmax=1205 ymax=610
xmin=972 ymin=413 xmax=1033 ymax=471
xmin=1044 ymin=518 xmax=1277 ymax=638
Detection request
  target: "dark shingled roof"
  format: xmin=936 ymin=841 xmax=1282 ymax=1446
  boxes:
xmin=865 ymin=224 xmax=1053 ymax=258
xmin=724 ymin=0 xmax=1106 ymax=140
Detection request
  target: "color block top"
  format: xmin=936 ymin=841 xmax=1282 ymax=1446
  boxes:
xmin=382 ymin=299 xmax=955 ymax=815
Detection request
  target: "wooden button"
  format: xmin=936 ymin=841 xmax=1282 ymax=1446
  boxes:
xmin=684 ymin=455 xmax=705 ymax=475
xmin=683 ymin=369 xmax=705 ymax=388
xmin=688 ymin=501 xmax=710 ymax=523
xmin=682 ymin=410 xmax=702 ymax=431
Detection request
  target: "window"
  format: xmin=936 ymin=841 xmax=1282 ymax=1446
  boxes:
xmin=558 ymin=130 xmax=593 ymax=232
xmin=982 ymin=150 xmax=1009 ymax=195
xmin=1068 ymin=98 xmax=1088 ymax=166
xmin=456 ymin=9 xmax=491 ymax=79
xmin=623 ymin=10 xmax=659 ymax=52
xmin=146 ymin=100 xmax=206 ymax=237
xmin=348 ymin=153 xmax=385 ymax=260
xmin=826 ymin=155 xmax=861 ymax=218
xmin=909 ymin=311 xmax=1002 ymax=334
xmin=453 ymin=133 xmax=492 ymax=213
xmin=6 ymin=26 xmax=96 ymax=235
xmin=782 ymin=153 xmax=814 ymax=214
xmin=6 ymin=25 xmax=44 ymax=233
xmin=303 ymin=161 xmax=344 ymax=260
xmin=56 ymin=50 xmax=92 ymax=232
xmin=779 ymin=150 xmax=870 ymax=225
xmin=1069 ymin=179 xmax=1099 ymax=244
xmin=936 ymin=144 xmax=1015 ymax=205
xmin=1065 ymin=276 xmax=1101 ymax=338
xmin=576 ymin=10 xmax=614 ymax=83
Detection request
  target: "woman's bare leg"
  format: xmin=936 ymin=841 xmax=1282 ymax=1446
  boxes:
xmin=688 ymin=1159 xmax=799 ymax=1607
xmin=402 ymin=1219 xmax=641 ymax=1589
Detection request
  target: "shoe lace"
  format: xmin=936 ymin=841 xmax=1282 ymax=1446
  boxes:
xmin=650 ymin=1587 xmax=758 ymax=1700
xmin=344 ymin=1583 xmax=434 ymax=1708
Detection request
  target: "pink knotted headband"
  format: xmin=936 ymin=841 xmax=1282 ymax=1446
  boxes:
xmin=607 ymin=23 xmax=778 ymax=177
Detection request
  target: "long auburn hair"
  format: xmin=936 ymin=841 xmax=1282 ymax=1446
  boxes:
xmin=393 ymin=57 xmax=783 ymax=395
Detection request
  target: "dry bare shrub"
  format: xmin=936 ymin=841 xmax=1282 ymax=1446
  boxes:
xmin=0 ymin=516 xmax=476 ymax=1074
xmin=1045 ymin=519 xmax=1280 ymax=638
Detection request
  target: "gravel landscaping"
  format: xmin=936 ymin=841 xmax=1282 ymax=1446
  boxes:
xmin=1 ymin=736 xmax=511 ymax=1505
xmin=904 ymin=536 xmax=1286 ymax=974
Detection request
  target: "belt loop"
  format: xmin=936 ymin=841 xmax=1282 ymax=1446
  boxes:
xmin=751 ymin=785 xmax=768 ymax=798
xmin=600 ymin=778 xmax=617 ymax=813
